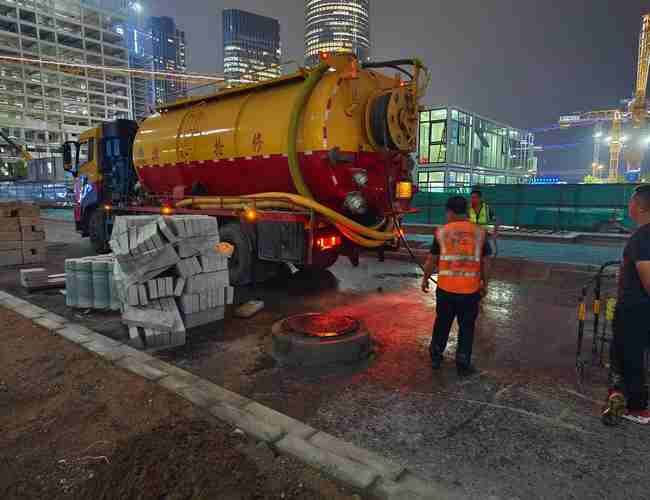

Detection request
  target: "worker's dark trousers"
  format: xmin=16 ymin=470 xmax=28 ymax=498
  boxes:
xmin=430 ymin=288 xmax=481 ymax=368
xmin=609 ymin=306 xmax=650 ymax=410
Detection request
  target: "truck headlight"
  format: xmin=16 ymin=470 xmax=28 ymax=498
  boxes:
xmin=344 ymin=191 xmax=367 ymax=214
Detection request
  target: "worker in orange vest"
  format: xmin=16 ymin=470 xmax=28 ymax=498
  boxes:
xmin=422 ymin=196 xmax=492 ymax=376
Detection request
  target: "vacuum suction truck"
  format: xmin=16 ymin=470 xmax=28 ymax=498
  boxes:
xmin=63 ymin=53 xmax=428 ymax=284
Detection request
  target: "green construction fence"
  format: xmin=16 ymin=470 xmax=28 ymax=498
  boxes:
xmin=404 ymin=183 xmax=642 ymax=232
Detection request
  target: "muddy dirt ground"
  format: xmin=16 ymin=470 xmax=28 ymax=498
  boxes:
xmin=0 ymin=307 xmax=357 ymax=500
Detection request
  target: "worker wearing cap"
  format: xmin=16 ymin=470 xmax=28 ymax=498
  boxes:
xmin=602 ymin=185 xmax=650 ymax=425
xmin=421 ymin=196 xmax=492 ymax=376
xmin=469 ymin=189 xmax=498 ymax=254
xmin=469 ymin=189 xmax=493 ymax=226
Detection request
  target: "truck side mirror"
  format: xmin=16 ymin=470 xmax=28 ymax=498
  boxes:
xmin=62 ymin=141 xmax=80 ymax=177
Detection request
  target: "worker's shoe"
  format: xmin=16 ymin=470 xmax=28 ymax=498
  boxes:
xmin=601 ymin=390 xmax=626 ymax=426
xmin=457 ymin=365 xmax=478 ymax=378
xmin=622 ymin=409 xmax=650 ymax=425
xmin=431 ymin=359 xmax=442 ymax=370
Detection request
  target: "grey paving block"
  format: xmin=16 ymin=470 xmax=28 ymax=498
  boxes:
xmin=58 ymin=324 xmax=94 ymax=344
xmin=275 ymin=434 xmax=379 ymax=491
xmin=244 ymin=402 xmax=317 ymax=440
xmin=210 ymin=403 xmax=284 ymax=443
xmin=11 ymin=304 xmax=48 ymax=319
xmin=146 ymin=359 xmax=202 ymax=386
xmin=0 ymin=290 xmax=12 ymax=300
xmin=183 ymin=306 xmax=225 ymax=329
xmin=158 ymin=375 xmax=193 ymax=393
xmin=119 ymin=344 xmax=154 ymax=363
xmin=33 ymin=317 xmax=66 ymax=331
xmin=176 ymin=380 xmax=250 ymax=410
xmin=122 ymin=306 xmax=175 ymax=331
xmin=84 ymin=339 xmax=128 ymax=362
xmin=309 ymin=432 xmax=405 ymax=481
xmin=116 ymin=356 xmax=168 ymax=381
xmin=40 ymin=312 xmax=68 ymax=324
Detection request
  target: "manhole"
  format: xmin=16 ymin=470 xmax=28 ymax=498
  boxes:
xmin=271 ymin=313 xmax=371 ymax=367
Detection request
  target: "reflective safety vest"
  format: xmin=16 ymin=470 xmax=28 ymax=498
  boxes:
xmin=436 ymin=221 xmax=485 ymax=294
xmin=469 ymin=202 xmax=490 ymax=226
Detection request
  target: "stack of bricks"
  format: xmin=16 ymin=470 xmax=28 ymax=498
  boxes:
xmin=110 ymin=215 xmax=233 ymax=350
xmin=0 ymin=202 xmax=45 ymax=266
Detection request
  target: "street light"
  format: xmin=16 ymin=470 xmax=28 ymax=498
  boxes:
xmin=594 ymin=131 xmax=603 ymax=138
xmin=131 ymin=2 xmax=142 ymax=12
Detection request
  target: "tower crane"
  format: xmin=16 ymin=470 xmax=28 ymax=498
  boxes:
xmin=559 ymin=109 xmax=624 ymax=181
xmin=557 ymin=13 xmax=650 ymax=183
xmin=626 ymin=13 xmax=650 ymax=173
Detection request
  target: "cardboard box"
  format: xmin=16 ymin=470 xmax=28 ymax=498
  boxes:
xmin=0 ymin=231 xmax=22 ymax=241
xmin=22 ymin=242 xmax=46 ymax=264
xmin=0 ymin=250 xmax=23 ymax=266
xmin=0 ymin=241 xmax=21 ymax=251
xmin=15 ymin=204 xmax=40 ymax=218
xmin=0 ymin=217 xmax=20 ymax=231
xmin=18 ymin=217 xmax=42 ymax=229
xmin=21 ymin=229 xmax=45 ymax=242
xmin=0 ymin=202 xmax=40 ymax=218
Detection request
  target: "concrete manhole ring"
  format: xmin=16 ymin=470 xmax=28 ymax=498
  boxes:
xmin=271 ymin=313 xmax=371 ymax=367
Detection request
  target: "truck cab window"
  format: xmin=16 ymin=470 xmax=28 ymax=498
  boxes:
xmin=78 ymin=138 xmax=95 ymax=164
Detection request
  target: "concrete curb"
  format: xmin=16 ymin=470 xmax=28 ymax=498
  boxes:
xmin=0 ymin=291 xmax=449 ymax=499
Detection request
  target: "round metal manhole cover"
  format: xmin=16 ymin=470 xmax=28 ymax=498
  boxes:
xmin=285 ymin=313 xmax=359 ymax=338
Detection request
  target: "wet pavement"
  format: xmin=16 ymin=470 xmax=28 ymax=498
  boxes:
xmin=4 ymin=219 xmax=650 ymax=500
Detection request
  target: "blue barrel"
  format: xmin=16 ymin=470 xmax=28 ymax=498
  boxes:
xmin=76 ymin=260 xmax=93 ymax=309
xmin=65 ymin=259 xmax=77 ymax=308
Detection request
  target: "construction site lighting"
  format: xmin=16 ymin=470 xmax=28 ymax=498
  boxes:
xmin=593 ymin=131 xmax=604 ymax=138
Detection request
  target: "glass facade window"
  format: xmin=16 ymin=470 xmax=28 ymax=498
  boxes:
xmin=416 ymin=106 xmax=537 ymax=189
xmin=223 ymin=9 xmax=281 ymax=85
xmin=305 ymin=0 xmax=370 ymax=67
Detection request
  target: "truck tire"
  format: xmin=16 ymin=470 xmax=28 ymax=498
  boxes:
xmin=88 ymin=209 xmax=110 ymax=254
xmin=220 ymin=223 xmax=253 ymax=286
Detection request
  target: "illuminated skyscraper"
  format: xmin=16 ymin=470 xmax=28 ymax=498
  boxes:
xmin=304 ymin=0 xmax=370 ymax=67
xmin=223 ymin=9 xmax=281 ymax=85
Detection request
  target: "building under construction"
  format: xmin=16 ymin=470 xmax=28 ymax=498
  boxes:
xmin=0 ymin=0 xmax=132 ymax=174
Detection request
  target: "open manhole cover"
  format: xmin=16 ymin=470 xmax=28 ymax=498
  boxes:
xmin=285 ymin=313 xmax=359 ymax=338
xmin=271 ymin=313 xmax=370 ymax=367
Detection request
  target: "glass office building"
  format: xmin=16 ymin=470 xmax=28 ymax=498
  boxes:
xmin=416 ymin=106 xmax=537 ymax=191
xmin=148 ymin=16 xmax=187 ymax=105
xmin=305 ymin=0 xmax=369 ymax=67
xmin=223 ymin=9 xmax=281 ymax=85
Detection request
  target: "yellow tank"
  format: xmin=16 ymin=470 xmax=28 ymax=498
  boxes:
xmin=133 ymin=54 xmax=424 ymax=216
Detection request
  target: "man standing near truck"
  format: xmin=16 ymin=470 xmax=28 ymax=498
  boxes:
xmin=421 ymin=196 xmax=491 ymax=376
xmin=603 ymin=185 xmax=650 ymax=425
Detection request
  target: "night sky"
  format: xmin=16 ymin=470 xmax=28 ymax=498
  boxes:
xmin=151 ymin=0 xmax=650 ymax=181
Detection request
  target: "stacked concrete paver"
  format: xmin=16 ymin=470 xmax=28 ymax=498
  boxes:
xmin=110 ymin=215 xmax=233 ymax=350
xmin=0 ymin=202 xmax=45 ymax=266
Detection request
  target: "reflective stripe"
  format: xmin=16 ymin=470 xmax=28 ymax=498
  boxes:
xmin=440 ymin=255 xmax=480 ymax=262
xmin=439 ymin=270 xmax=480 ymax=277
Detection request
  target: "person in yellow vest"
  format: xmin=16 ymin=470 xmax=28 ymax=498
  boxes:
xmin=469 ymin=189 xmax=493 ymax=226
xmin=421 ymin=196 xmax=492 ymax=376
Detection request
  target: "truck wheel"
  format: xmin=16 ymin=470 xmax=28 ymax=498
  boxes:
xmin=88 ymin=209 xmax=110 ymax=254
xmin=220 ymin=223 xmax=253 ymax=286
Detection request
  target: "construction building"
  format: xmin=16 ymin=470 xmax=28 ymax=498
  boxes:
xmin=0 ymin=0 xmax=132 ymax=175
xmin=148 ymin=16 xmax=187 ymax=106
xmin=305 ymin=0 xmax=370 ymax=67
xmin=222 ymin=9 xmax=281 ymax=85
xmin=416 ymin=106 xmax=537 ymax=191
